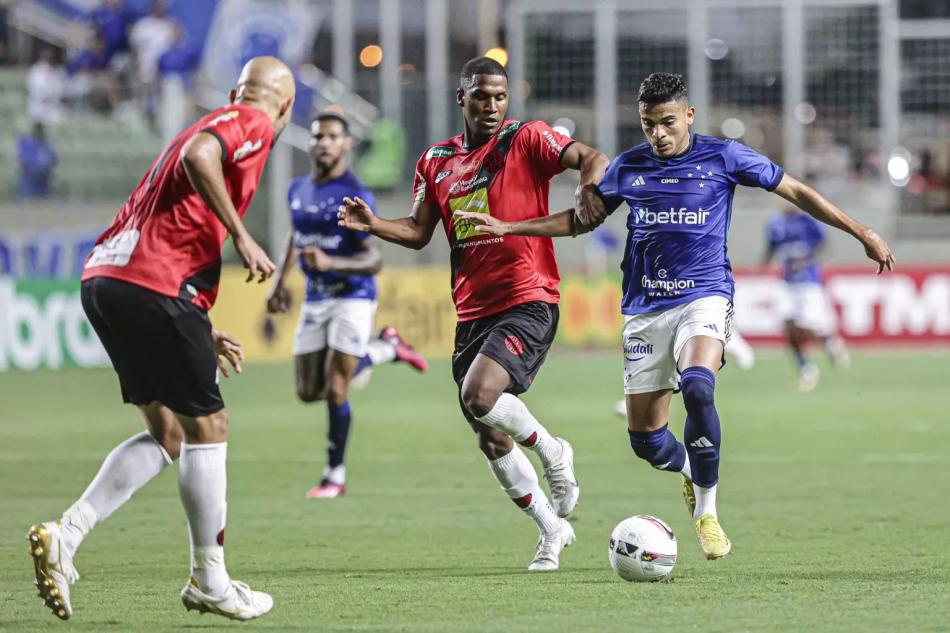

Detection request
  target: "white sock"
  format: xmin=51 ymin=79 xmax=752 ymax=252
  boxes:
xmin=478 ymin=394 xmax=563 ymax=468
xmin=61 ymin=431 xmax=172 ymax=556
xmin=366 ymin=339 xmax=396 ymax=365
xmin=693 ymin=483 xmax=718 ymax=519
xmin=681 ymin=460 xmax=692 ymax=482
xmin=179 ymin=442 xmax=230 ymax=596
xmin=322 ymin=464 xmax=346 ymax=485
xmin=487 ymin=447 xmax=561 ymax=536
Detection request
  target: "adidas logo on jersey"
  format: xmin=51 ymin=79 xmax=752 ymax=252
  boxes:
xmin=631 ymin=175 xmax=646 ymax=187
xmin=689 ymin=436 xmax=714 ymax=448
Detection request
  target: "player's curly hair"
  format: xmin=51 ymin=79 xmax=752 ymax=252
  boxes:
xmin=638 ymin=73 xmax=688 ymax=106
xmin=460 ymin=56 xmax=508 ymax=87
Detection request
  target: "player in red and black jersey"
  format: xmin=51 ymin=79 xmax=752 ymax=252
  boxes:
xmin=339 ymin=57 xmax=609 ymax=570
xmin=27 ymin=57 xmax=295 ymax=622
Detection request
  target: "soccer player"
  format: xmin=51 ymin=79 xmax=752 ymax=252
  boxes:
xmin=454 ymin=72 xmax=894 ymax=560
xmin=338 ymin=57 xmax=610 ymax=570
xmin=27 ymin=56 xmax=295 ymax=621
xmin=764 ymin=205 xmax=849 ymax=391
xmin=266 ymin=111 xmax=428 ymax=499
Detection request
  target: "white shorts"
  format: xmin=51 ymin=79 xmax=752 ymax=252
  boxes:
xmin=621 ymin=296 xmax=733 ymax=394
xmin=778 ymin=282 xmax=836 ymax=336
xmin=293 ymin=299 xmax=377 ymax=357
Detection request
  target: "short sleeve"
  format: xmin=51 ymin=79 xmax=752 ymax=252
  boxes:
xmin=351 ymin=188 xmax=377 ymax=242
xmin=517 ymin=121 xmax=575 ymax=180
xmin=412 ymin=153 xmax=435 ymax=204
xmin=723 ymin=141 xmax=784 ymax=191
xmin=200 ymin=107 xmax=274 ymax=165
xmin=596 ymin=155 xmax=626 ymax=215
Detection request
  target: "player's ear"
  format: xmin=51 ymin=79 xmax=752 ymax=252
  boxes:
xmin=685 ymin=105 xmax=695 ymax=126
xmin=279 ymin=96 xmax=293 ymax=119
xmin=228 ymin=89 xmax=237 ymax=104
xmin=456 ymin=87 xmax=464 ymax=107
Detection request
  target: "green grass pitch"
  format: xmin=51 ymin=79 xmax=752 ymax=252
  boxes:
xmin=1 ymin=350 xmax=948 ymax=632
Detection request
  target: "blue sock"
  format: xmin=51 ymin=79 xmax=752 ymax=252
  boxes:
xmin=628 ymin=424 xmax=687 ymax=473
xmin=326 ymin=401 xmax=352 ymax=469
xmin=793 ymin=347 xmax=808 ymax=369
xmin=353 ymin=355 xmax=373 ymax=377
xmin=681 ymin=366 xmax=721 ymax=488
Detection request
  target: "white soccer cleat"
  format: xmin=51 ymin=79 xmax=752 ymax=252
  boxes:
xmin=27 ymin=521 xmax=79 ymax=620
xmin=797 ymin=363 xmax=820 ymax=392
xmin=180 ymin=577 xmax=274 ymax=621
xmin=543 ymin=438 xmax=580 ymax=517
xmin=528 ymin=519 xmax=576 ymax=571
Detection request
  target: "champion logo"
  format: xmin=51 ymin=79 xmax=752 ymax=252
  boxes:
xmin=689 ymin=436 xmax=714 ymax=448
xmin=631 ymin=175 xmax=646 ymax=187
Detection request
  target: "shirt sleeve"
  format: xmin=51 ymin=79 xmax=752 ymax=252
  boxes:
xmin=351 ymin=188 xmax=377 ymax=242
xmin=723 ymin=141 xmax=784 ymax=191
xmin=518 ymin=120 xmax=575 ymax=181
xmin=200 ymin=107 xmax=274 ymax=165
xmin=411 ymin=152 xmax=435 ymax=204
xmin=596 ymin=154 xmax=626 ymax=215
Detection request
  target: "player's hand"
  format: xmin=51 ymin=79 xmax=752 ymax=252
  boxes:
xmin=300 ymin=246 xmax=334 ymax=272
xmin=452 ymin=211 xmax=511 ymax=236
xmin=860 ymin=228 xmax=895 ymax=274
xmin=574 ymin=183 xmax=607 ymax=231
xmin=234 ymin=233 xmax=276 ymax=283
xmin=266 ymin=283 xmax=291 ymax=314
xmin=338 ymin=196 xmax=376 ymax=232
xmin=211 ymin=328 xmax=244 ymax=378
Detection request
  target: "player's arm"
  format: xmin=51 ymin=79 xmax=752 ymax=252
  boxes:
xmin=452 ymin=208 xmax=576 ymax=238
xmin=338 ymin=196 xmax=441 ymax=251
xmin=559 ymin=141 xmax=611 ymax=230
xmin=772 ymin=174 xmax=895 ymax=273
xmin=301 ymin=238 xmax=382 ymax=275
xmin=265 ymin=232 xmax=296 ymax=314
xmin=180 ymin=132 xmax=275 ymax=282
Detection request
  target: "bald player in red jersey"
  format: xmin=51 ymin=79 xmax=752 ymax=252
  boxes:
xmin=340 ymin=57 xmax=609 ymax=571
xmin=26 ymin=57 xmax=294 ymax=622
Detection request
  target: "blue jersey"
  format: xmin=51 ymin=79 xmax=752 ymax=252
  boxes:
xmin=599 ymin=134 xmax=784 ymax=315
xmin=288 ymin=171 xmax=378 ymax=302
xmin=766 ymin=212 xmax=826 ymax=284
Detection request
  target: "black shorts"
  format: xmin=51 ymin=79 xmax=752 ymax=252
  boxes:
xmin=81 ymin=277 xmax=224 ymax=417
xmin=452 ymin=301 xmax=559 ymax=396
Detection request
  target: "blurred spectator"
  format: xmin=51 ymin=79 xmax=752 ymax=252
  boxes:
xmin=130 ymin=1 xmax=176 ymax=130
xmin=157 ymin=24 xmax=200 ymax=80
xmin=67 ymin=30 xmax=119 ymax=114
xmin=90 ymin=0 xmax=133 ymax=57
xmin=26 ymin=48 xmax=67 ymax=124
xmin=17 ymin=123 xmax=58 ymax=198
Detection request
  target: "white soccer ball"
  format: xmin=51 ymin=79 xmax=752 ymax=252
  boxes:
xmin=608 ymin=515 xmax=677 ymax=582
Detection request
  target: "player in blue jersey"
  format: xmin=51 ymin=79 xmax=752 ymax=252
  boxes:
xmin=455 ymin=73 xmax=894 ymax=560
xmin=764 ymin=205 xmax=849 ymax=391
xmin=266 ymin=112 xmax=428 ymax=499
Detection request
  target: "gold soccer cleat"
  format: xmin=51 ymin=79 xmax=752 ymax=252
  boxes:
xmin=27 ymin=522 xmax=78 ymax=620
xmin=682 ymin=476 xmax=696 ymax=518
xmin=694 ymin=514 xmax=732 ymax=560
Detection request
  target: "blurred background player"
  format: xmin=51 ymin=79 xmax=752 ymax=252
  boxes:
xmin=764 ymin=205 xmax=849 ymax=391
xmin=456 ymin=71 xmax=894 ymax=561
xmin=26 ymin=57 xmax=294 ymax=622
xmin=266 ymin=111 xmax=427 ymax=500
xmin=340 ymin=56 xmax=609 ymax=571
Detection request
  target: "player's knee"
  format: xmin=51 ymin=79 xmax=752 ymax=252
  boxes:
xmin=202 ymin=409 xmax=229 ymax=441
xmin=151 ymin=424 xmax=183 ymax=460
xmin=680 ymin=368 xmax=716 ymax=411
xmin=477 ymin=427 xmax=513 ymax=460
xmin=327 ymin=383 xmax=349 ymax=407
xmin=460 ymin=382 xmax=500 ymax=419
xmin=296 ymin=381 xmax=324 ymax=403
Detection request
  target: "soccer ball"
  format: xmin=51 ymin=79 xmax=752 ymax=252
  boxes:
xmin=608 ymin=515 xmax=677 ymax=582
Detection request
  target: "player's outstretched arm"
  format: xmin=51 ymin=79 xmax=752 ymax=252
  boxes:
xmin=773 ymin=174 xmax=895 ymax=274
xmin=181 ymin=132 xmax=276 ymax=282
xmin=338 ymin=196 xmax=440 ymax=251
xmin=453 ymin=208 xmax=576 ymax=238
xmin=560 ymin=142 xmax=610 ymax=230
xmin=301 ymin=239 xmax=382 ymax=276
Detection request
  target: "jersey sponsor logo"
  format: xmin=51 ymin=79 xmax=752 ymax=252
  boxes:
xmin=435 ymin=169 xmax=452 ymax=183
xmin=449 ymin=187 xmax=491 ymax=240
xmin=207 ymin=110 xmax=239 ymax=127
xmin=641 ymin=274 xmax=695 ymax=294
xmin=233 ymin=139 xmax=263 ymax=161
xmin=661 ymin=178 xmax=679 ymax=184
xmin=623 ymin=334 xmax=653 ymax=362
xmin=541 ymin=129 xmax=564 ymax=154
xmin=633 ymin=207 xmax=710 ymax=226
xmin=426 ymin=145 xmax=455 ymax=159
xmin=504 ymin=335 xmax=525 ymax=356
xmin=449 ymin=173 xmax=488 ymax=196
xmin=295 ymin=232 xmax=343 ymax=250
xmin=630 ymin=175 xmax=646 ymax=187
xmin=85 ymin=229 xmax=141 ymax=268
xmin=414 ymin=171 xmax=427 ymax=201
